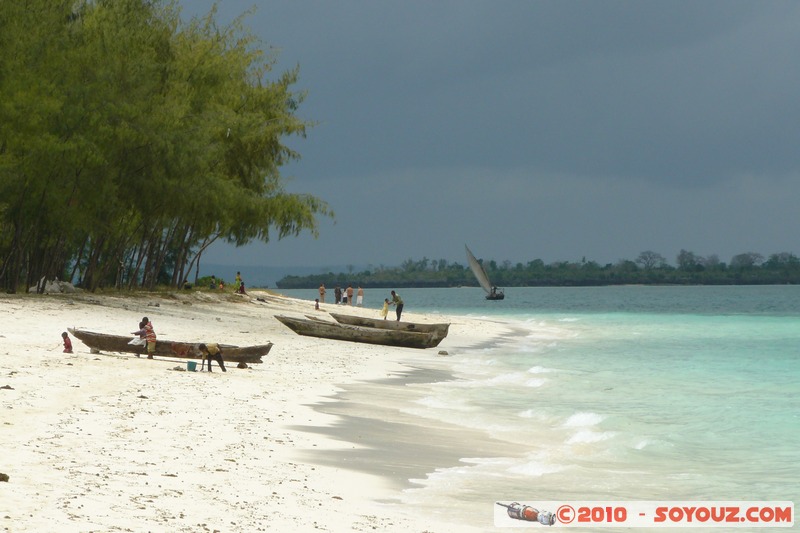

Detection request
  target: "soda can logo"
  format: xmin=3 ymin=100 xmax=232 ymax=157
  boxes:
xmin=496 ymin=502 xmax=556 ymax=526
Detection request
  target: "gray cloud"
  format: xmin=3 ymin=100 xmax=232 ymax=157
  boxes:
xmin=185 ymin=1 xmax=800 ymax=269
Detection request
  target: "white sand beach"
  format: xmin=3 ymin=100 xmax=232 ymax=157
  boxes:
xmin=0 ymin=289 xmax=510 ymax=532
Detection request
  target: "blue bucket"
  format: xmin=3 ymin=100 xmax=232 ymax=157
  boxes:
xmin=187 ymin=360 xmax=197 ymax=372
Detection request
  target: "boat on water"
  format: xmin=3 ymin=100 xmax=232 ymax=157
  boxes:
xmin=328 ymin=312 xmax=450 ymax=343
xmin=68 ymin=328 xmax=272 ymax=363
xmin=274 ymin=315 xmax=443 ymax=349
xmin=465 ymin=244 xmax=505 ymax=300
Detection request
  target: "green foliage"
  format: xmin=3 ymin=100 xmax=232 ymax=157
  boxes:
xmin=275 ymin=250 xmax=800 ymax=289
xmin=0 ymin=0 xmax=331 ymax=293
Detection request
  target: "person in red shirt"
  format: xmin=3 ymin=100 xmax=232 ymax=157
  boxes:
xmin=62 ymin=332 xmax=73 ymax=353
xmin=132 ymin=317 xmax=157 ymax=359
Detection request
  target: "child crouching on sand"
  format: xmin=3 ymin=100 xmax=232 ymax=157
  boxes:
xmin=62 ymin=332 xmax=73 ymax=353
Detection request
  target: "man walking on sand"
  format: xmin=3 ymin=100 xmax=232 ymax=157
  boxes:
xmin=319 ymin=283 xmax=326 ymax=303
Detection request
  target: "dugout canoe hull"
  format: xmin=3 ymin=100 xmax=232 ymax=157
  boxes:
xmin=327 ymin=312 xmax=449 ymax=342
xmin=275 ymin=315 xmax=443 ymax=349
xmin=67 ymin=328 xmax=272 ymax=363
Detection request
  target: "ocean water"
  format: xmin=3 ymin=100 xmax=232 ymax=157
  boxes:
xmin=279 ymin=286 xmax=799 ymax=528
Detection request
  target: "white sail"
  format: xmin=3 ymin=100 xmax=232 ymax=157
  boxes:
xmin=465 ymin=244 xmax=493 ymax=294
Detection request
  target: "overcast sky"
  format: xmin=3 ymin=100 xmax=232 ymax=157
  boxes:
xmin=180 ymin=1 xmax=800 ymax=270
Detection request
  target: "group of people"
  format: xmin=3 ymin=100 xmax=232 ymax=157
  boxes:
xmin=127 ymin=319 xmax=225 ymax=371
xmin=62 ymin=268 xmax=246 ymax=372
xmin=60 ymin=283 xmax=408 ymax=373
xmin=213 ymin=272 xmax=245 ymax=294
xmin=385 ymin=290 xmax=403 ymax=321
xmin=131 ymin=316 xmax=157 ymax=359
xmin=188 ymin=271 xmax=246 ymax=293
xmin=128 ymin=316 xmax=224 ymax=370
xmin=318 ymin=284 xmax=364 ymax=306
xmin=318 ymin=283 xmax=356 ymax=305
xmin=209 ymin=275 xmax=226 ymax=291
xmin=317 ymin=284 xmax=405 ymax=321
xmin=233 ymin=272 xmax=246 ymax=294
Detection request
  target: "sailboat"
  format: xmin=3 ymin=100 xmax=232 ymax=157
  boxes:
xmin=465 ymin=244 xmax=505 ymax=300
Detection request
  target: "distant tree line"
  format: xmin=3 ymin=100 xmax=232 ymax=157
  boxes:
xmin=275 ymin=250 xmax=800 ymax=288
xmin=0 ymin=1 xmax=331 ymax=293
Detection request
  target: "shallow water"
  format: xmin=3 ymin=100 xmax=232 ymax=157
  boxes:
xmin=281 ymin=286 xmax=800 ymax=528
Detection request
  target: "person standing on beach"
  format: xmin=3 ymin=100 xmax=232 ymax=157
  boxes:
xmin=335 ymin=285 xmax=342 ymax=305
xmin=234 ymin=271 xmax=242 ymax=291
xmin=356 ymin=286 xmax=364 ymax=307
xmin=389 ymin=290 xmax=404 ymax=321
xmin=319 ymin=283 xmax=326 ymax=303
xmin=346 ymin=284 xmax=354 ymax=306
xmin=132 ymin=317 xmax=157 ymax=359
xmin=143 ymin=317 xmax=157 ymax=359
xmin=61 ymin=332 xmax=73 ymax=353
xmin=381 ymin=298 xmax=389 ymax=320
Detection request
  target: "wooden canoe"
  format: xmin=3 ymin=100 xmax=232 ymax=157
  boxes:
xmin=327 ymin=312 xmax=449 ymax=342
xmin=275 ymin=315 xmax=442 ymax=349
xmin=68 ymin=328 xmax=272 ymax=363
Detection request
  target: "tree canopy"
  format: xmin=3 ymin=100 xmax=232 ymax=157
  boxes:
xmin=0 ymin=0 xmax=331 ymax=293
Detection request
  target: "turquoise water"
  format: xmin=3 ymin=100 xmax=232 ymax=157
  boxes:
xmin=280 ymin=286 xmax=799 ymax=527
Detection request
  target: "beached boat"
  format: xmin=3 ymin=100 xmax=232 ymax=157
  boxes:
xmin=466 ymin=244 xmax=505 ymax=300
xmin=67 ymin=328 xmax=272 ymax=363
xmin=328 ymin=312 xmax=450 ymax=342
xmin=275 ymin=315 xmax=443 ymax=349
